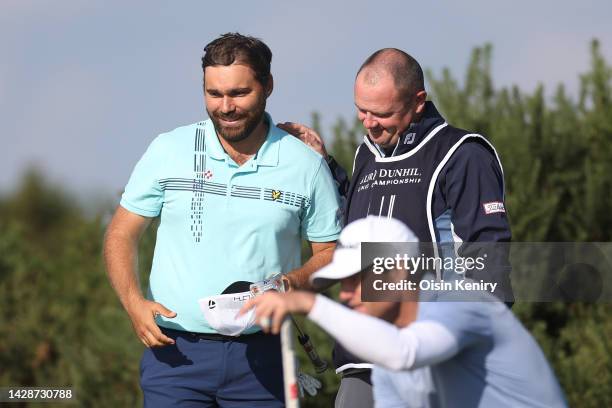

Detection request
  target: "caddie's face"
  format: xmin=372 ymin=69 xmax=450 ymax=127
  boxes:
xmin=354 ymin=74 xmax=418 ymax=150
xmin=204 ymin=63 xmax=270 ymax=143
xmin=339 ymin=274 xmax=398 ymax=320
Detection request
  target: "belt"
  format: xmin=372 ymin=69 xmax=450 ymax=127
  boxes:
xmin=160 ymin=326 xmax=267 ymax=342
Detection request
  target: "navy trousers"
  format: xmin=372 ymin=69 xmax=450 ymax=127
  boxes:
xmin=140 ymin=328 xmax=285 ymax=407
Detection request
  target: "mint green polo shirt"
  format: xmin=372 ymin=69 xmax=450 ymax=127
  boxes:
xmin=120 ymin=114 xmax=342 ymax=333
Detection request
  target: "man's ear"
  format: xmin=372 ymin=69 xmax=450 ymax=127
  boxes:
xmin=265 ymin=75 xmax=274 ymax=97
xmin=415 ymin=90 xmax=427 ymax=113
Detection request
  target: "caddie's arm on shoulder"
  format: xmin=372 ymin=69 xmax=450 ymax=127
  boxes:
xmin=278 ymin=122 xmax=328 ymax=159
xmin=278 ymin=121 xmax=350 ymax=198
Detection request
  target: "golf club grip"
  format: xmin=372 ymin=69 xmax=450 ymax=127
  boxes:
xmin=298 ymin=334 xmax=328 ymax=374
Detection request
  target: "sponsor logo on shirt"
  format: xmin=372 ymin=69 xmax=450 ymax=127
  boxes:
xmin=271 ymin=190 xmax=282 ymax=201
xmin=483 ymin=201 xmax=505 ymax=215
xmin=359 ymin=169 xmax=378 ymax=185
xmin=357 ymin=167 xmax=422 ymax=192
xmin=403 ymin=132 xmax=416 ymax=144
xmin=378 ymin=168 xmax=421 ymax=178
xmin=208 ymin=300 xmax=216 ymax=309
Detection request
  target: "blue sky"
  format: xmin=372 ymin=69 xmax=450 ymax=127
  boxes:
xmin=2 ymin=0 xmax=611 ymax=199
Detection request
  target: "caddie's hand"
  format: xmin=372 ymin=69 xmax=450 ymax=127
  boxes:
xmin=238 ymin=291 xmax=316 ymax=335
xmin=277 ymin=122 xmax=328 ymax=159
xmin=126 ymin=298 xmax=177 ymax=348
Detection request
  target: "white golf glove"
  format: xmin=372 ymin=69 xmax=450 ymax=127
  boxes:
xmin=297 ymin=371 xmax=322 ymax=397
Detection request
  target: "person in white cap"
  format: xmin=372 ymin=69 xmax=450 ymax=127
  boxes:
xmin=240 ymin=216 xmax=567 ymax=408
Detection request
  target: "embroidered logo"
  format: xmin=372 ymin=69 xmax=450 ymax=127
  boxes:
xmin=483 ymin=202 xmax=506 ymax=215
xmin=204 ymin=170 xmax=214 ymax=181
xmin=271 ymin=190 xmax=282 ymax=201
xmin=403 ymin=132 xmax=416 ymax=144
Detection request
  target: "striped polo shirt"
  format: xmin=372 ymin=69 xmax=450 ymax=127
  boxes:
xmin=120 ymin=113 xmax=341 ymax=333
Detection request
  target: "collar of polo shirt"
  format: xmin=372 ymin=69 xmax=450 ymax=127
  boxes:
xmin=204 ymin=112 xmax=281 ymax=168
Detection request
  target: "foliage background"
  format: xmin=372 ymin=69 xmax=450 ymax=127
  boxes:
xmin=1 ymin=41 xmax=611 ymax=407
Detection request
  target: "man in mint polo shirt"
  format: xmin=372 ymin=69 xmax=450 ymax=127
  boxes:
xmin=103 ymin=33 xmax=341 ymax=407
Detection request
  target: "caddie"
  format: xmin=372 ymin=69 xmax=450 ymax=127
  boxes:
xmin=279 ymin=48 xmax=513 ymax=407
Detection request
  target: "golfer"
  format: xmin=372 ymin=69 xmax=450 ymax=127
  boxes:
xmin=240 ymin=217 xmax=567 ymax=408
xmin=104 ymin=32 xmax=341 ymax=407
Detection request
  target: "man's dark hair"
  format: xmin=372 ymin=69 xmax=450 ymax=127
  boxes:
xmin=202 ymin=32 xmax=272 ymax=87
xmin=357 ymin=48 xmax=424 ymax=98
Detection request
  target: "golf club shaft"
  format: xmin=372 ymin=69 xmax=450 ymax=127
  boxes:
xmin=281 ymin=318 xmax=300 ymax=407
xmin=290 ymin=316 xmax=328 ymax=373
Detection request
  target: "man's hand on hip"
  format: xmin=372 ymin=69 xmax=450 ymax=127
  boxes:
xmin=126 ymin=298 xmax=177 ymax=348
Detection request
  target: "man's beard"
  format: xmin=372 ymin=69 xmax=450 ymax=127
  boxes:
xmin=208 ymin=99 xmax=267 ymax=143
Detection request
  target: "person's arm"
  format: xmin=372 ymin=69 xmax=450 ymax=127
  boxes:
xmin=278 ymin=122 xmax=350 ymax=199
xmin=285 ymin=241 xmax=336 ymax=290
xmin=103 ymin=206 xmax=176 ymax=347
xmin=441 ymin=141 xmax=511 ymax=243
xmin=287 ymin=150 xmax=342 ymax=290
xmin=441 ymin=141 xmax=513 ymax=303
xmin=308 ymin=295 xmax=459 ymax=370
xmin=240 ymin=292 xmax=459 ymax=370
xmin=325 ymin=155 xmax=350 ymax=199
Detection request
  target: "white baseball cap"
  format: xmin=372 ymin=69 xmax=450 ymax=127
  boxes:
xmin=310 ymin=216 xmax=418 ymax=289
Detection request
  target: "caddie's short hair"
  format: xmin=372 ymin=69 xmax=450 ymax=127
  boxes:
xmin=202 ymin=32 xmax=272 ymax=87
xmin=357 ymin=48 xmax=425 ymax=99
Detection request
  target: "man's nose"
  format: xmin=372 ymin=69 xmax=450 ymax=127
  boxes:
xmin=339 ymin=278 xmax=357 ymax=302
xmin=221 ymin=96 xmax=235 ymax=114
xmin=362 ymin=112 xmax=378 ymax=129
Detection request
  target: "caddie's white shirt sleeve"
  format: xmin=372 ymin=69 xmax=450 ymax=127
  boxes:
xmin=308 ymin=295 xmax=460 ymax=371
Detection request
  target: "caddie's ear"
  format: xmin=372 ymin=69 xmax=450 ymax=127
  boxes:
xmin=414 ymin=90 xmax=427 ymax=114
xmin=265 ymin=75 xmax=274 ymax=98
